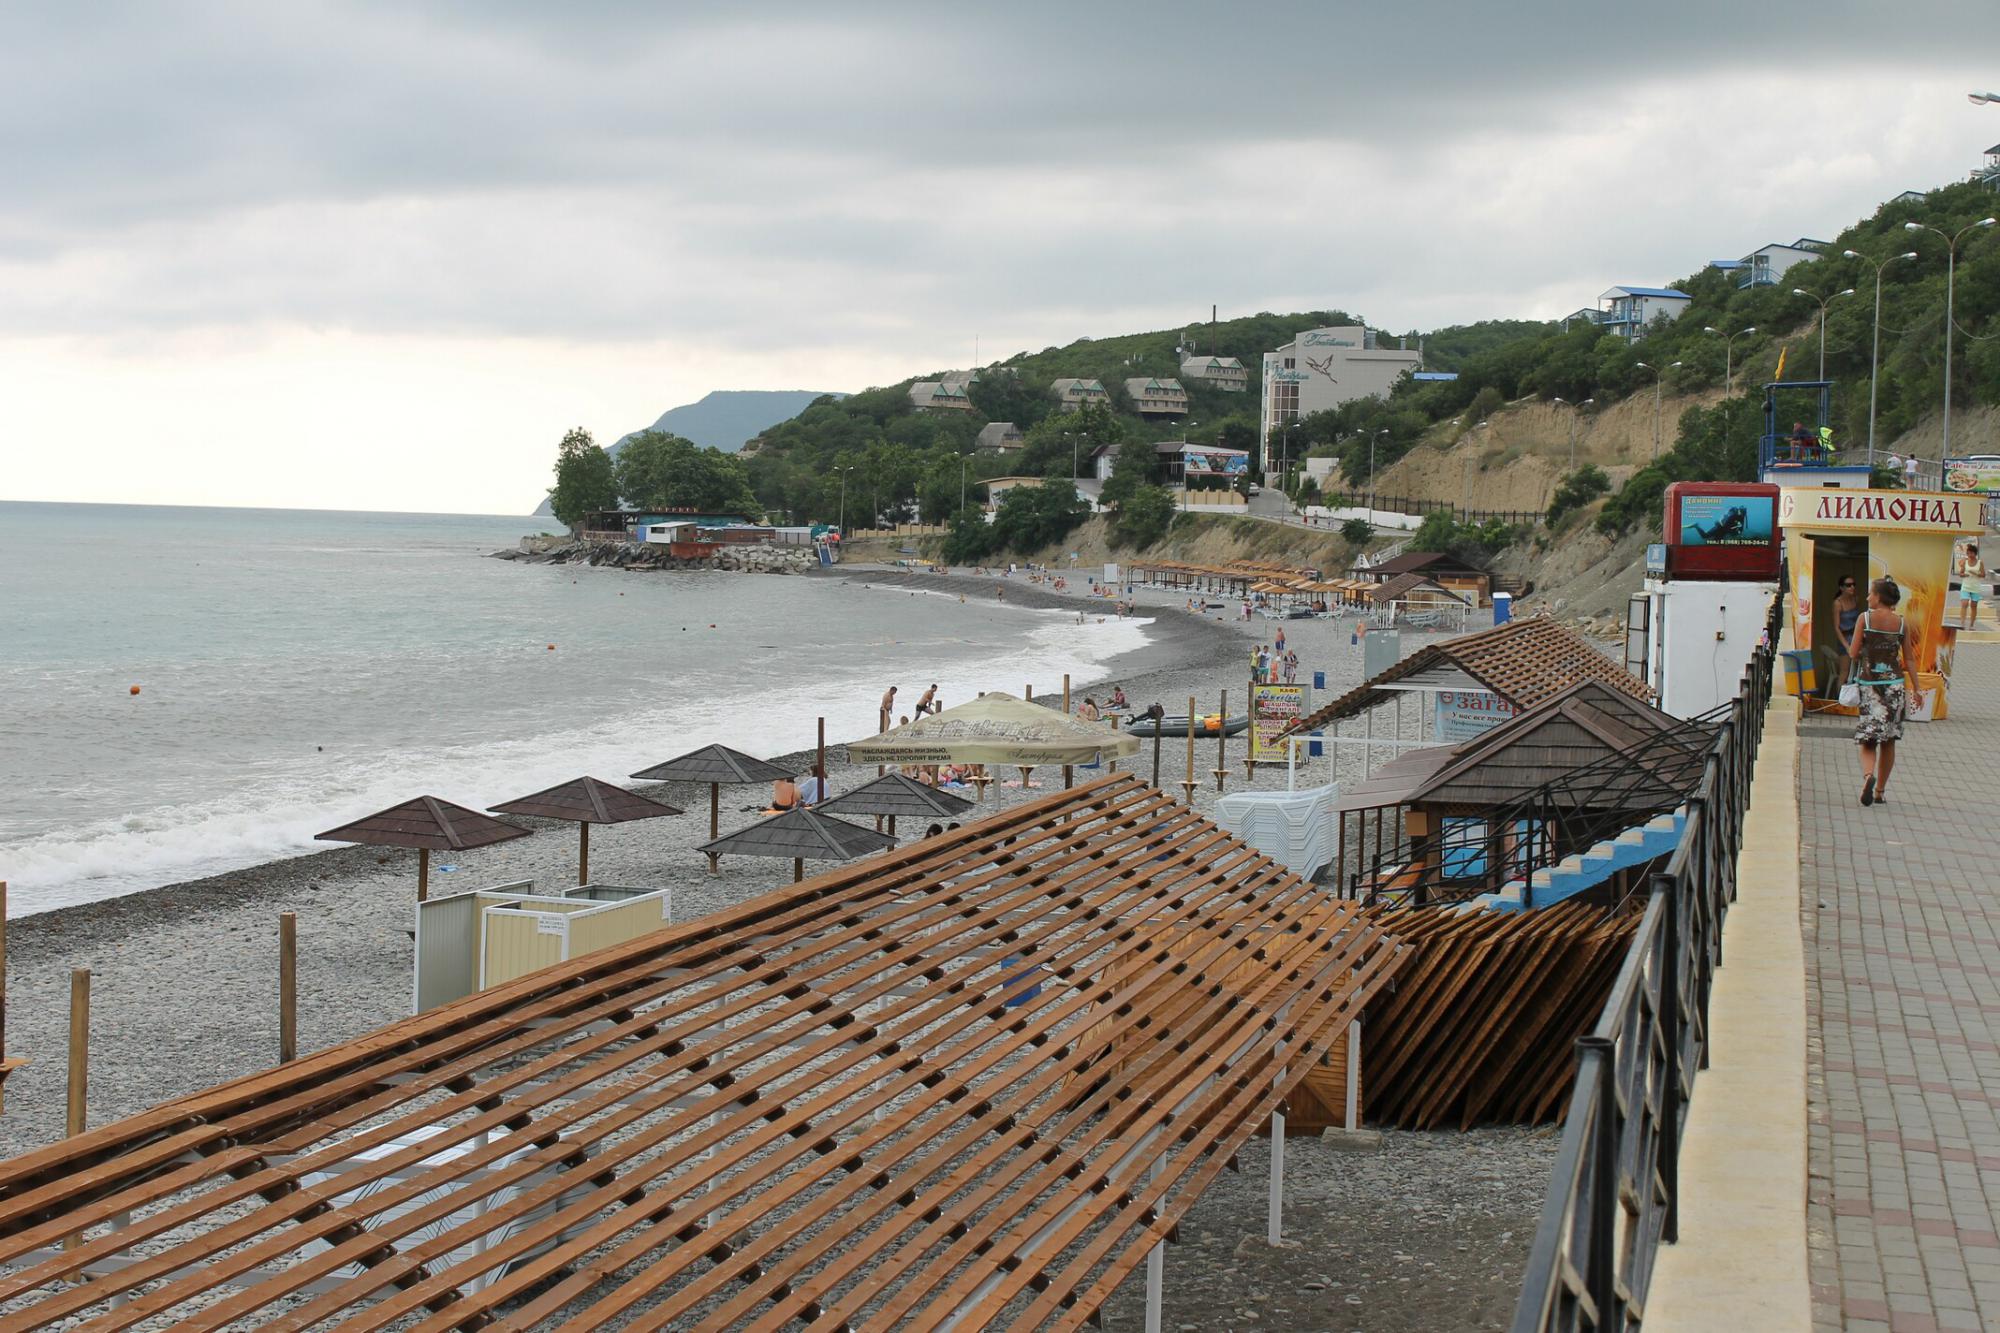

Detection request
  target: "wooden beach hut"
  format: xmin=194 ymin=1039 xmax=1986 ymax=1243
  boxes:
xmin=315 ymin=796 xmax=530 ymax=901
xmin=487 ymin=776 xmax=682 ymax=884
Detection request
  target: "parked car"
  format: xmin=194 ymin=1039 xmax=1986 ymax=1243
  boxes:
xmin=1246 ymin=482 xmax=1262 ymax=495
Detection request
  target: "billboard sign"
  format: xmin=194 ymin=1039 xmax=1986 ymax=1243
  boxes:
xmin=1677 ymin=493 xmax=1775 ymax=546
xmin=1184 ymin=448 xmax=1249 ymax=476
xmin=1250 ymin=683 xmax=1307 ymax=762
xmin=1944 ymin=457 xmax=2000 ymax=495
xmin=1433 ymin=689 xmax=1519 ymax=743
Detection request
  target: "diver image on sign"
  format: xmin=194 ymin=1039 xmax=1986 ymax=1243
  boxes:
xmin=1679 ymin=494 xmax=1775 ymax=546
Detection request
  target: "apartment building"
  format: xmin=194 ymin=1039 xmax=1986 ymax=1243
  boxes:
xmin=1257 ymin=325 xmax=1421 ymax=470
xmin=1180 ymin=354 xmax=1249 ymax=391
xmin=1124 ymin=377 xmax=1190 ymax=418
xmin=1050 ymin=378 xmax=1111 ymax=412
xmin=908 ymin=381 xmax=975 ymax=412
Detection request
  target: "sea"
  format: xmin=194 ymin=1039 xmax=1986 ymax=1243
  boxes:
xmin=0 ymin=502 xmax=1151 ymax=916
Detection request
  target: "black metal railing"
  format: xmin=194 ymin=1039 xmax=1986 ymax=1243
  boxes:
xmin=1509 ymin=590 xmax=1781 ymax=1332
xmin=1318 ymin=492 xmax=1546 ymax=527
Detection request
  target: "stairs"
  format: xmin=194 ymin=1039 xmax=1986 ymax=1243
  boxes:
xmin=1463 ymin=809 xmax=1687 ymax=913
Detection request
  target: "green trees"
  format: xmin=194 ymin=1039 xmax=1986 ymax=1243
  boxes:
xmin=548 ymin=427 xmax=619 ymax=528
xmin=1340 ymin=517 xmax=1373 ymax=544
xmin=614 ymin=431 xmax=762 ymax=517
xmin=991 ymin=479 xmax=1090 ymax=552
xmin=1546 ymin=465 xmax=1611 ymax=524
xmin=1110 ymin=485 xmax=1176 ymax=548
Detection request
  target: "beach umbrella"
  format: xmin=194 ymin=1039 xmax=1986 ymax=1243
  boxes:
xmin=487 ymin=776 xmax=683 ymax=885
xmin=697 ymin=808 xmax=898 ymax=882
xmin=631 ymin=744 xmax=793 ymax=874
xmin=817 ymin=771 xmax=975 ymax=836
xmin=316 ymin=796 xmax=531 ymax=901
xmin=843 ymin=692 xmax=1140 ymax=769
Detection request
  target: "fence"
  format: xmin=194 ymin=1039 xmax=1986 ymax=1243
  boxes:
xmin=1509 ymin=589 xmax=1781 ymax=1333
xmin=1320 ymin=493 xmax=1544 ymax=526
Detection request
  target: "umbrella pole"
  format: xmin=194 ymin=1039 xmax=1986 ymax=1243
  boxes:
xmin=1152 ymin=725 xmax=1162 ymax=790
xmin=417 ymin=847 xmax=429 ymax=903
xmin=578 ymin=822 xmax=590 ymax=886
xmin=793 ymin=857 xmax=804 ymax=883
xmin=1062 ymin=673 xmax=1073 ymax=790
xmin=1214 ymin=688 xmax=1229 ymax=792
xmin=707 ymin=784 xmax=719 ymax=876
xmin=1180 ymin=695 xmax=1197 ymax=804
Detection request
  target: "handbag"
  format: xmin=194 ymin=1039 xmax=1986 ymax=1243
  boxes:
xmin=1837 ymin=677 xmax=1860 ymax=708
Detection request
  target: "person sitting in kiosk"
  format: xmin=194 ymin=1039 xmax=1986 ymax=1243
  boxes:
xmin=1788 ymin=421 xmax=1814 ymax=460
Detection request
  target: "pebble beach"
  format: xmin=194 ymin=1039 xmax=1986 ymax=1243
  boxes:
xmin=0 ymin=561 xmax=1551 ymax=1329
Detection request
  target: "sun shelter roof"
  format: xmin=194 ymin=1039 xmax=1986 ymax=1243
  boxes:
xmin=698 ymin=807 xmax=901 ymax=861
xmin=315 ymin=795 xmax=530 ymax=851
xmin=630 ymin=743 xmax=792 ymax=785
xmin=1335 ymin=680 xmax=1704 ymax=812
xmin=846 ymin=691 xmax=1142 ymax=766
xmin=1288 ymin=615 xmax=1650 ymax=735
xmin=488 ymin=775 xmax=684 ymax=824
xmin=0 ymin=774 xmax=1406 ymax=1331
xmin=817 ymin=771 xmax=977 ymax=820
xmin=1372 ymin=573 xmax=1470 ymax=606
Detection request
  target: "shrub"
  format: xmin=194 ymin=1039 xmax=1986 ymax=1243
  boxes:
xmin=1546 ymin=464 xmax=1611 ymax=524
xmin=1340 ymin=517 xmax=1373 ymax=544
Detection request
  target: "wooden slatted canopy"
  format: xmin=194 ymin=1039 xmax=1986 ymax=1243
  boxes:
xmin=0 ymin=775 xmax=1405 ymax=1332
xmin=315 ymin=796 xmax=531 ymax=901
xmin=698 ymin=807 xmax=900 ymax=882
xmin=488 ymin=777 xmax=684 ymax=885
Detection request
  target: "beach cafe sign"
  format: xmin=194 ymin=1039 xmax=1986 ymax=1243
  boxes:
xmin=1779 ymin=489 xmax=1979 ymax=533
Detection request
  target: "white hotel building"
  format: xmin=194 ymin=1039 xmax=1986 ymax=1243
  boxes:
xmin=1258 ymin=326 xmax=1421 ymax=472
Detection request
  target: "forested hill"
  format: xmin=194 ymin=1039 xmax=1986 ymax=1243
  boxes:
xmin=739 ymin=310 xmax=1552 ymax=526
xmin=616 ymin=389 xmax=836 ymax=453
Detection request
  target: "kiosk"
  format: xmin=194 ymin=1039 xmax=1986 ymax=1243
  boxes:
xmin=1779 ymin=487 xmax=1981 ymax=719
xmin=1635 ymin=482 xmax=1781 ymax=720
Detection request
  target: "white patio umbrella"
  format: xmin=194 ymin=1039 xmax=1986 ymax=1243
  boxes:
xmin=844 ymin=692 xmax=1139 ymax=767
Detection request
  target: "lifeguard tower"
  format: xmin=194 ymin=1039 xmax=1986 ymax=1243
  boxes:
xmin=1759 ymin=380 xmax=1871 ymax=489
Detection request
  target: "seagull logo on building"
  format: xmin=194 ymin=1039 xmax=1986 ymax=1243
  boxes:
xmin=1304 ymin=353 xmax=1339 ymax=383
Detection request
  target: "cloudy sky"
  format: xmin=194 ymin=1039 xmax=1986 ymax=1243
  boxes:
xmin=5 ymin=2 xmax=1998 ymax=514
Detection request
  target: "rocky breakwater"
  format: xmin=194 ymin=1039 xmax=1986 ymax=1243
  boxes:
xmin=492 ymin=536 xmax=818 ymax=575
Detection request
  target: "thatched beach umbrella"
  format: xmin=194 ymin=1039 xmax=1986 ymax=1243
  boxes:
xmin=697 ymin=808 xmax=898 ymax=883
xmin=487 ymin=776 xmax=683 ymax=885
xmin=631 ymin=744 xmax=793 ymax=874
xmin=817 ymin=771 xmax=975 ymax=836
xmin=316 ymin=796 xmax=530 ymax=901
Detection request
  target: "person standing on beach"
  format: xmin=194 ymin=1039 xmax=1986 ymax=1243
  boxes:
xmin=879 ymin=685 xmax=898 ymax=731
xmin=1847 ymin=577 xmax=1912 ymax=807
xmin=914 ymin=684 xmax=938 ymax=716
xmin=1274 ymin=625 xmax=1287 ymax=656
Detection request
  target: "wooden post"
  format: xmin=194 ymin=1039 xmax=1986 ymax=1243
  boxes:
xmin=1214 ymin=688 xmax=1230 ymax=792
xmin=1062 ymin=673 xmax=1073 ymax=790
xmin=1108 ymin=714 xmax=1120 ymax=775
xmin=707 ymin=783 xmax=720 ymax=875
xmin=0 ymin=881 xmax=9 ymax=1114
xmin=792 ymin=857 xmax=804 ymax=883
xmin=1245 ymin=667 xmax=1259 ymax=780
xmin=66 ymin=969 xmax=89 ymax=1138
xmin=577 ymin=822 xmax=591 ymax=886
xmin=818 ymin=715 xmax=827 ymax=786
xmin=279 ymin=913 xmax=297 ymax=1065
xmin=1151 ymin=724 xmax=1163 ymax=791
xmin=417 ymin=847 xmax=430 ymax=903
xmin=1180 ymin=695 xmax=1198 ymax=804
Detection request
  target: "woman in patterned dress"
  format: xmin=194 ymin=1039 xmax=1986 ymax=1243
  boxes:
xmin=1846 ymin=577 xmax=1912 ymax=807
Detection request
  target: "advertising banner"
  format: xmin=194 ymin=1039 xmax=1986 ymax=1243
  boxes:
xmin=1944 ymin=458 xmax=2000 ymax=495
xmin=1184 ymin=448 xmax=1250 ymax=477
xmin=1676 ymin=493 xmax=1775 ymax=546
xmin=1433 ymin=690 xmax=1519 ymax=743
xmin=1250 ymin=682 xmax=1307 ymax=762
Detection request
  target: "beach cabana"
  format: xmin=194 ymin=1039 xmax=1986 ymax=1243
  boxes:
xmin=315 ymin=796 xmax=530 ymax=901
xmin=817 ymin=771 xmax=975 ymax=835
xmin=844 ymin=693 xmax=1140 ymax=779
xmin=631 ymin=744 xmax=793 ymax=873
xmin=697 ymin=807 xmax=898 ymax=882
xmin=487 ymin=776 xmax=682 ymax=884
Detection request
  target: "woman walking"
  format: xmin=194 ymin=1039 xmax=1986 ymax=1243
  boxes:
xmin=1847 ymin=577 xmax=1912 ymax=807
xmin=1956 ymin=542 xmax=1985 ymax=630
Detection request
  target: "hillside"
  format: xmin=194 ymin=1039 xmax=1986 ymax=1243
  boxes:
xmin=614 ymin=389 xmax=839 ymax=454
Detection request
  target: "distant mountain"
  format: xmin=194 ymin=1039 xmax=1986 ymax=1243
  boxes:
xmin=531 ymin=389 xmax=837 ymax=516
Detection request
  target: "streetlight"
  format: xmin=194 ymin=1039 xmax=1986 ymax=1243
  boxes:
xmin=1701 ymin=325 xmax=1757 ymax=396
xmin=1368 ymin=428 xmax=1390 ymax=515
xmin=1635 ymin=362 xmax=1683 ymax=460
xmin=1842 ymin=248 xmax=1920 ymax=467
xmin=1971 ymin=91 xmax=2000 ymax=104
xmin=1905 ymin=216 xmax=1997 ymax=461
xmin=1551 ymin=397 xmax=1594 ymax=469
xmin=959 ymin=455 xmax=969 ymax=515
xmin=1790 ymin=285 xmax=1856 ymax=380
xmin=836 ymin=465 xmax=856 ymax=533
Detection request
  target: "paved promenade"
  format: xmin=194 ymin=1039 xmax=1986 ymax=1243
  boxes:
xmin=1802 ymin=650 xmax=2000 ymax=1331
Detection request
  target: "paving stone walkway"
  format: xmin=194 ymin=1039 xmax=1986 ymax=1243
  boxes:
xmin=1802 ymin=648 xmax=2000 ymax=1332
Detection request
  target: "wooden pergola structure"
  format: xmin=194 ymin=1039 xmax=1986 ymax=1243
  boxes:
xmin=0 ymin=775 xmax=1405 ymax=1331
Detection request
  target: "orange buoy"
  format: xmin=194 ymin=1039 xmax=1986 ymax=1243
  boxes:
xmin=547 ymin=644 xmax=556 ymax=651
xmin=129 ymin=684 xmax=141 ymax=695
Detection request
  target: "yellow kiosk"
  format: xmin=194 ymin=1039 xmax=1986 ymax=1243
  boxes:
xmin=1780 ymin=487 xmax=1981 ymax=718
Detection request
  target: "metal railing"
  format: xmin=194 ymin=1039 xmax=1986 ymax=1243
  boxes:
xmin=1319 ymin=492 xmax=1546 ymax=526
xmin=1509 ymin=590 xmax=1781 ymax=1333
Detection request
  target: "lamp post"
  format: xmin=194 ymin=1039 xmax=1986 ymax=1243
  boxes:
xmin=1790 ymin=285 xmax=1856 ymax=381
xmin=1368 ymin=428 xmax=1390 ymax=517
xmin=1701 ymin=325 xmax=1757 ymax=396
xmin=1634 ymin=363 xmax=1683 ymax=460
xmin=1905 ymin=216 xmax=1997 ymax=462
xmin=1842 ymin=248 xmax=1920 ymax=468
xmin=1551 ymin=397 xmax=1594 ymax=469
xmin=959 ymin=455 xmax=969 ymax=515
xmin=836 ymin=466 xmax=856 ymax=534
xmin=1971 ymin=91 xmax=2000 ymax=104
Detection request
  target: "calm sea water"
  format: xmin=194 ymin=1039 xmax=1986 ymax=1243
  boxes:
xmin=0 ymin=502 xmax=1149 ymax=915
